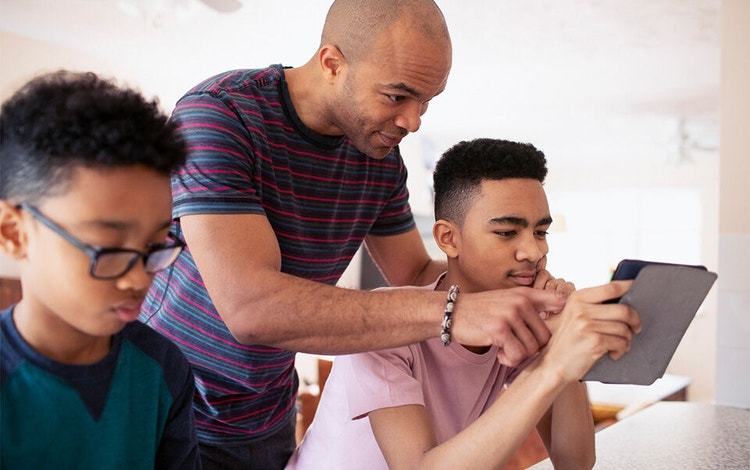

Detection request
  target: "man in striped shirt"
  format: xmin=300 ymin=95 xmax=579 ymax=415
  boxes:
xmin=141 ymin=1 xmax=567 ymax=468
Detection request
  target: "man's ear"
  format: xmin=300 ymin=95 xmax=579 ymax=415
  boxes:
xmin=0 ymin=201 xmax=26 ymax=259
xmin=318 ymin=44 xmax=347 ymax=83
xmin=433 ymin=219 xmax=460 ymax=259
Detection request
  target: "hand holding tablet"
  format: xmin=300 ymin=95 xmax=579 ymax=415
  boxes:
xmin=582 ymin=259 xmax=718 ymax=385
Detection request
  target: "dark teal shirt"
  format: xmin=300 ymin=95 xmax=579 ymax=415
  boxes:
xmin=0 ymin=308 xmax=200 ymax=469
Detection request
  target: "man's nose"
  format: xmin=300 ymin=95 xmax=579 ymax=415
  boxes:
xmin=394 ymin=101 xmax=424 ymax=133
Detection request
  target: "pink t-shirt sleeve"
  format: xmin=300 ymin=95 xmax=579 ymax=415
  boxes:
xmin=341 ymin=346 xmax=426 ymax=420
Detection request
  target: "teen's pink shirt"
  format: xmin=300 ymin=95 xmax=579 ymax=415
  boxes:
xmin=286 ymin=276 xmax=525 ymax=469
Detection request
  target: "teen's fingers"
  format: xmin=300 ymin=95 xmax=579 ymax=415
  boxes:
xmin=533 ymin=268 xmax=553 ymax=290
xmin=572 ymin=281 xmax=633 ymax=304
xmin=544 ymin=278 xmax=576 ymax=295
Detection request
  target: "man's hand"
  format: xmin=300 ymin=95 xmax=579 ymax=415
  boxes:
xmin=451 ymin=287 xmax=567 ymax=367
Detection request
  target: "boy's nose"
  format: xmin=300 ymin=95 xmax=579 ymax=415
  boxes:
xmin=517 ymin=239 xmax=545 ymax=263
xmin=115 ymin=260 xmax=153 ymax=292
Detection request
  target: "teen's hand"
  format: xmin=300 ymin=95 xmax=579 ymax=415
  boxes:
xmin=538 ymin=274 xmax=575 ymax=295
xmin=540 ymin=280 xmax=641 ymax=382
xmin=534 ymin=269 xmax=575 ymax=320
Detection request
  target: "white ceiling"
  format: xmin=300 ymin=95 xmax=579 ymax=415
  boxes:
xmin=0 ymin=0 xmax=721 ymax=166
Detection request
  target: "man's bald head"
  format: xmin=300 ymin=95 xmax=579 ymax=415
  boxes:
xmin=321 ymin=0 xmax=450 ymax=64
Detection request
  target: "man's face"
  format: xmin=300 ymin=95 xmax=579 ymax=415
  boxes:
xmin=331 ymin=23 xmax=452 ymax=159
xmin=449 ymin=178 xmax=552 ymax=293
xmin=17 ymin=165 xmax=174 ymax=340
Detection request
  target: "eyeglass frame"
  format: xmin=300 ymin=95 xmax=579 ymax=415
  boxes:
xmin=18 ymin=202 xmax=184 ymax=280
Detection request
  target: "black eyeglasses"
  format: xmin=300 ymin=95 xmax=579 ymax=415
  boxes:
xmin=19 ymin=203 xmax=184 ymax=280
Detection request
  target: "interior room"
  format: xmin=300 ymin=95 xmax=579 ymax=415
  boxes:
xmin=1 ymin=0 xmax=748 ymax=466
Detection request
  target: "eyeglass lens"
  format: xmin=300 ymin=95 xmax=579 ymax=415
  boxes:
xmin=92 ymin=246 xmax=182 ymax=279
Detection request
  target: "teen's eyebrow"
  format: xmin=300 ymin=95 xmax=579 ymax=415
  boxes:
xmin=536 ymin=216 xmax=553 ymax=227
xmin=489 ymin=216 xmax=554 ymax=228
xmin=489 ymin=216 xmax=528 ymax=227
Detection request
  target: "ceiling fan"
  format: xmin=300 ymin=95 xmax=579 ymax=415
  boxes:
xmin=197 ymin=0 xmax=242 ymax=13
xmin=117 ymin=0 xmax=242 ymax=27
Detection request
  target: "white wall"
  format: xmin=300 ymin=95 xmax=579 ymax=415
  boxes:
xmin=716 ymin=0 xmax=750 ymax=408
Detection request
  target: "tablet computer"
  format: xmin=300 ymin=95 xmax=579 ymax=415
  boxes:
xmin=604 ymin=259 xmax=708 ymax=303
xmin=582 ymin=260 xmax=717 ymax=385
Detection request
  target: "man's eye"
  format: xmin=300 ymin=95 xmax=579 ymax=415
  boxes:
xmin=387 ymin=94 xmax=405 ymax=102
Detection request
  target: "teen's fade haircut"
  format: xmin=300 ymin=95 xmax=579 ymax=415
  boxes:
xmin=0 ymin=70 xmax=186 ymax=203
xmin=433 ymin=138 xmax=548 ymax=224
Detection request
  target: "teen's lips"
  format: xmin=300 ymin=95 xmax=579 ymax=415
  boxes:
xmin=112 ymin=300 xmax=143 ymax=323
xmin=510 ymin=271 xmax=537 ymax=287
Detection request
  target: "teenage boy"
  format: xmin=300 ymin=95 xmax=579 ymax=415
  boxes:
xmin=286 ymin=138 xmax=641 ymax=470
xmin=0 ymin=71 xmax=200 ymax=469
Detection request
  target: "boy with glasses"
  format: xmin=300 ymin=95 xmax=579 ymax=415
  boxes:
xmin=0 ymin=71 xmax=200 ymax=469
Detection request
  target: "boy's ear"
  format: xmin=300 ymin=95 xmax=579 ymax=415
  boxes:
xmin=0 ymin=201 xmax=26 ymax=259
xmin=433 ymin=219 xmax=460 ymax=259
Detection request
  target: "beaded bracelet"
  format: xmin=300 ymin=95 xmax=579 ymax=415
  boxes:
xmin=440 ymin=284 xmax=460 ymax=346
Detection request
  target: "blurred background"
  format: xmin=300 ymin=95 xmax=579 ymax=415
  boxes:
xmin=1 ymin=0 xmax=747 ymax=408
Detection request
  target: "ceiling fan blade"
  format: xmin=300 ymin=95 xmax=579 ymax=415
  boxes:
xmin=200 ymin=0 xmax=242 ymax=13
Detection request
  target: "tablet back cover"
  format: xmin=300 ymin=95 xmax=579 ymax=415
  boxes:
xmin=582 ymin=264 xmax=717 ymax=385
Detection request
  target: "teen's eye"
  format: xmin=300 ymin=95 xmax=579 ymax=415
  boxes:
xmin=494 ymin=231 xmax=516 ymax=238
xmin=535 ymin=230 xmax=550 ymax=238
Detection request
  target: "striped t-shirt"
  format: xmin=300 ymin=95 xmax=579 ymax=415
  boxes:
xmin=141 ymin=65 xmax=416 ymax=445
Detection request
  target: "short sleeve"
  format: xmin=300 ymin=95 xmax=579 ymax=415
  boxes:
xmin=367 ymin=155 xmax=415 ymax=237
xmin=169 ymin=92 xmax=265 ymax=218
xmin=339 ymin=346 xmax=425 ymax=420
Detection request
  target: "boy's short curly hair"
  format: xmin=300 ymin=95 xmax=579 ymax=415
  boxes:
xmin=433 ymin=138 xmax=548 ymax=225
xmin=0 ymin=70 xmax=186 ymax=203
